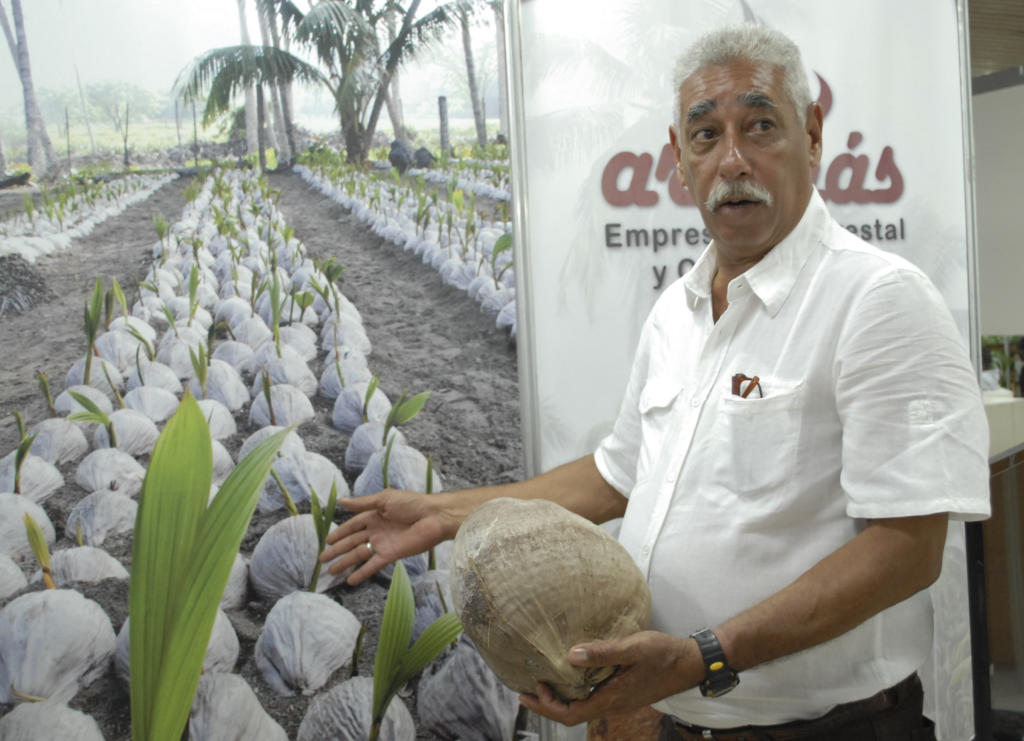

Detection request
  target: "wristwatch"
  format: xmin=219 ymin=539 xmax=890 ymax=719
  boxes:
xmin=690 ymin=628 xmax=739 ymax=697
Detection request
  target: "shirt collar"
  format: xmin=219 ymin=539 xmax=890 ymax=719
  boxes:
xmin=683 ymin=188 xmax=831 ymax=316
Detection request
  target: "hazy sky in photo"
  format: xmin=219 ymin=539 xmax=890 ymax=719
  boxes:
xmin=2 ymin=1 xmax=250 ymax=95
xmin=2 ymin=0 xmax=498 ymax=130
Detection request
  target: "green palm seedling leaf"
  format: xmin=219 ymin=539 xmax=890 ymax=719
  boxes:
xmin=82 ymin=277 xmax=104 ymax=384
xmin=394 ymin=611 xmax=463 ymax=682
xmin=261 ymin=371 xmax=277 ymax=426
xmin=35 ymin=370 xmax=56 ymax=417
xmin=491 ymin=232 xmax=514 ymax=287
xmin=189 ymin=344 xmax=209 ymax=399
xmin=270 ymin=468 xmax=299 ymax=517
xmin=126 ymin=326 xmax=155 ymax=360
xmin=308 ymin=481 xmax=339 ymax=592
xmin=270 ymin=275 xmax=284 ymax=357
xmin=362 ymin=376 xmax=380 ymax=424
xmin=12 ymin=410 xmax=26 ymax=440
xmin=67 ymin=390 xmax=116 ymax=447
xmin=381 ymin=390 xmax=431 ymax=444
xmin=160 ymin=305 xmax=179 ymax=337
xmin=13 ymin=433 xmax=35 ymax=495
xmin=103 ymin=287 xmax=115 ymax=330
xmin=129 ymin=392 xmax=289 ymax=741
xmin=101 ymin=362 xmax=125 ymax=409
xmin=110 ymin=277 xmax=129 ymax=319
xmin=153 ymin=212 xmax=169 ymax=244
xmin=23 ymin=513 xmax=55 ymax=589
xmin=370 ymin=561 xmax=462 ymax=741
xmin=187 ymin=265 xmax=200 ymax=326
xmin=295 ymin=291 xmax=315 ymax=322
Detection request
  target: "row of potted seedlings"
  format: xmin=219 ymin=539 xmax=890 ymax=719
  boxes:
xmin=294 ymin=150 xmax=518 ymax=339
xmin=0 ymin=172 xmax=178 ymax=263
xmin=0 ymin=165 xmax=521 ymax=740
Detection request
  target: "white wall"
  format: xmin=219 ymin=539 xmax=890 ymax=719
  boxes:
xmin=974 ymin=81 xmax=1024 ymax=335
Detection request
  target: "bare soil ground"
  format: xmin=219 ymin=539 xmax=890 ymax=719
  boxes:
xmin=0 ymin=168 xmax=525 ymax=740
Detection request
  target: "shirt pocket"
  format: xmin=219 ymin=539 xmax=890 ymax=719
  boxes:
xmin=708 ymin=378 xmax=805 ymax=497
xmin=637 ymin=377 xmax=684 ymax=478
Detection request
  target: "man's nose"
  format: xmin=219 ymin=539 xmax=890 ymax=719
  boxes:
xmin=718 ymin=131 xmax=751 ymax=179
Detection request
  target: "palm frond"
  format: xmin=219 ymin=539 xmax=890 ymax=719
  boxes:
xmin=174 ymin=45 xmax=325 ymax=121
xmin=295 ymin=1 xmax=376 ymax=68
xmin=256 ymin=0 xmax=305 ymax=35
xmin=381 ymin=1 xmax=458 ymax=69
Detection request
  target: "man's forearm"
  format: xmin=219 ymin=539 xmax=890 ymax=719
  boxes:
xmin=713 ymin=512 xmax=949 ymax=674
xmin=433 ymin=454 xmax=629 ymax=540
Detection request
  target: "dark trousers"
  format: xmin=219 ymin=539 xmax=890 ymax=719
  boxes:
xmin=659 ymin=674 xmax=936 ymax=741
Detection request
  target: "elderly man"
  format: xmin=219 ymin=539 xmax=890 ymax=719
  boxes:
xmin=322 ymin=24 xmax=989 ymax=741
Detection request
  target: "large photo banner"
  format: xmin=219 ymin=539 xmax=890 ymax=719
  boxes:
xmin=507 ymin=0 xmax=978 ymax=738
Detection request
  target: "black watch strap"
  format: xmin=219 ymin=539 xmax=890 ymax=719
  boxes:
xmin=690 ymin=628 xmax=739 ymax=697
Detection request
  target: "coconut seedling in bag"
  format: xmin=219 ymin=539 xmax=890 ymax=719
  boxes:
xmin=188 ymin=672 xmax=288 ymax=741
xmin=0 ymin=516 xmax=116 ymax=705
xmin=366 ymin=560 xmax=463 ymax=741
xmin=0 ymin=698 xmax=106 ymax=740
xmin=81 ymin=277 xmax=104 ymax=386
xmin=248 ymin=513 xmax=348 ymax=602
xmin=332 ymin=377 xmax=392 ymax=434
xmin=254 ymin=590 xmax=362 ymax=697
xmin=29 ymin=416 xmax=89 ymax=466
xmin=0 ymin=552 xmax=28 ymax=600
xmin=345 ymin=388 xmax=430 ymax=475
xmin=0 ymin=419 xmax=62 ymax=504
xmin=69 ymin=390 xmax=159 ymax=457
xmin=416 ymin=634 xmax=521 ymax=741
xmin=451 ymin=497 xmax=652 ymax=701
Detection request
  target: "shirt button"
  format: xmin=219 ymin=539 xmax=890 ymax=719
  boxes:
xmin=641 ymin=545 xmax=651 ymax=556
xmin=690 ymin=397 xmax=701 ymax=407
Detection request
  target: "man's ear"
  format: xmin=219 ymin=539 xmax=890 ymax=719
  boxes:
xmin=668 ymin=125 xmax=686 ymax=188
xmin=805 ymin=102 xmax=824 ymax=169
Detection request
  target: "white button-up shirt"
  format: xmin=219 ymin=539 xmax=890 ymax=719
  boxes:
xmin=594 ymin=189 xmax=990 ymax=728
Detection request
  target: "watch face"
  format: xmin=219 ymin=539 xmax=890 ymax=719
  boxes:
xmin=700 ymin=674 xmax=739 ymax=697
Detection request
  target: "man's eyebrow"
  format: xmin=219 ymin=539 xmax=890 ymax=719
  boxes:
xmin=737 ymin=91 xmax=777 ymax=110
xmin=685 ymin=100 xmax=715 ymax=122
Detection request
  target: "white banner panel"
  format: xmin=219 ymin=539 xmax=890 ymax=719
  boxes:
xmin=507 ymin=0 xmax=978 ymax=739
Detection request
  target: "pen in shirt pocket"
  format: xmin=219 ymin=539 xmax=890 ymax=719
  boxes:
xmin=731 ymin=373 xmax=763 ymax=398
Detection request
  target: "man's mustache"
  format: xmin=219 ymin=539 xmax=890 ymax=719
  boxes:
xmin=705 ymin=180 xmax=774 ymax=211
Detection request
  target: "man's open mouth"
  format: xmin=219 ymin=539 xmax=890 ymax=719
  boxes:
xmin=719 ymin=198 xmax=761 ymax=209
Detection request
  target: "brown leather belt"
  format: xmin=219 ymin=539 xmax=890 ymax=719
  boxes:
xmin=666 ymin=674 xmax=923 ymax=741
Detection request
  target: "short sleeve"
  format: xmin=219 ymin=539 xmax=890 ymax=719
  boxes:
xmin=835 ymin=268 xmax=990 ymax=521
xmin=594 ymin=313 xmax=657 ymax=498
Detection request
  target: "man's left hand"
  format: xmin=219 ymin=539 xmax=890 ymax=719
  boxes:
xmin=518 ymin=630 xmax=703 ymax=726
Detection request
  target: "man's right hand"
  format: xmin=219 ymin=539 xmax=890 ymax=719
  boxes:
xmin=320 ymin=488 xmax=458 ymax=585
xmin=321 ymin=455 xmax=627 ymax=586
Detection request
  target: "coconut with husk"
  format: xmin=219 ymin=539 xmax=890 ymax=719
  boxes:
xmin=450 ymin=497 xmax=651 ymax=702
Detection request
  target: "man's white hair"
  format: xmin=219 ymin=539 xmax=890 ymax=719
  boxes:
xmin=673 ymin=24 xmax=813 ymax=135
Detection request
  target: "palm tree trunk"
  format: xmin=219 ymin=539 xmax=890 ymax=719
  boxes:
xmin=492 ymin=1 xmax=509 ymax=140
xmin=385 ymin=89 xmax=406 ymax=143
xmin=74 ymin=64 xmax=96 ymax=154
xmin=275 ymin=9 xmax=298 ymax=163
xmin=236 ymin=0 xmax=259 ymax=156
xmin=2 ymin=0 xmax=56 ymax=176
xmin=459 ymin=7 xmax=488 ymax=149
xmin=384 ymin=10 xmax=407 ymax=143
xmin=256 ymin=83 xmax=266 ymax=173
xmin=342 ymin=97 xmax=363 ymax=164
xmin=359 ymin=0 xmax=422 ymax=161
xmin=257 ymin=5 xmax=288 ymax=163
